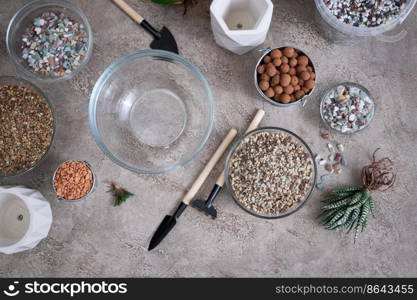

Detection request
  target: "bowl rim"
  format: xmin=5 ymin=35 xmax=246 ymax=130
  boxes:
xmin=254 ymin=45 xmax=318 ymax=108
xmin=319 ymin=82 xmax=376 ymax=135
xmin=88 ymin=49 xmax=215 ymax=175
xmin=224 ymin=126 xmax=317 ymax=219
xmin=0 ymin=76 xmax=56 ymax=178
xmin=6 ymin=0 xmax=93 ymax=83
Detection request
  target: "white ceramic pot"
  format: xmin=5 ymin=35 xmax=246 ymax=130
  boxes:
xmin=210 ymin=0 xmax=273 ymax=55
xmin=0 ymin=186 xmax=52 ymax=254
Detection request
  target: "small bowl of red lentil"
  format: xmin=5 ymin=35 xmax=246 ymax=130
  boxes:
xmin=52 ymin=160 xmax=95 ymax=202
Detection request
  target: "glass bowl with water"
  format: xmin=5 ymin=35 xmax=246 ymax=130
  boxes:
xmin=89 ymin=50 xmax=215 ymax=174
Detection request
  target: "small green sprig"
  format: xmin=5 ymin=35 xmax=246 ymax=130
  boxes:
xmin=107 ymin=182 xmax=134 ymax=206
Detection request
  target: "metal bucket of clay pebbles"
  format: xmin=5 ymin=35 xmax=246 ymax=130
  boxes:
xmin=314 ymin=0 xmax=417 ymax=44
xmin=254 ymin=46 xmax=317 ymax=108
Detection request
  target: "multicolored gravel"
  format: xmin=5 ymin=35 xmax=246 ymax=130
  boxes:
xmin=21 ymin=11 xmax=88 ymax=77
xmin=323 ymin=0 xmax=407 ymax=27
xmin=321 ymin=83 xmax=374 ymax=134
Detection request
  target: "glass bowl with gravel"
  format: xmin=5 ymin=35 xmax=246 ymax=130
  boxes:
xmin=225 ymin=127 xmax=317 ymax=219
xmin=6 ymin=0 xmax=93 ymax=83
xmin=320 ymin=82 xmax=375 ymax=134
xmin=0 ymin=76 xmax=55 ymax=177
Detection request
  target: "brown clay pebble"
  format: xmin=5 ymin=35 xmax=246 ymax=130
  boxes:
xmin=273 ymin=93 xmax=281 ymax=102
xmin=310 ymin=72 xmax=316 ymax=80
xmin=303 ymin=87 xmax=311 ymax=93
xmin=281 ymin=56 xmax=288 ymax=64
xmin=54 ymin=161 xmax=93 ymax=200
xmin=294 ymin=85 xmax=301 ymax=91
xmin=273 ymin=58 xmax=282 ymax=67
xmin=297 ymin=55 xmax=309 ymax=66
xmin=291 ymin=76 xmax=299 ymax=86
xmin=280 ymin=74 xmax=291 ymax=87
xmin=304 ymin=79 xmax=316 ymax=90
xmin=289 ymin=68 xmax=296 ymax=76
xmin=300 ymin=71 xmax=311 ymax=81
xmin=266 ymin=65 xmax=277 ymax=77
xmin=259 ymin=80 xmax=269 ymax=91
xmin=267 ymin=62 xmax=275 ymax=69
xmin=280 ymin=93 xmax=291 ymax=104
xmin=299 ymin=79 xmax=305 ymax=86
xmin=260 ymin=73 xmax=270 ymax=81
xmin=289 ymin=58 xmax=298 ymax=67
xmin=274 ymin=85 xmax=284 ymax=95
xmin=284 ymin=85 xmax=294 ymax=95
xmin=296 ymin=65 xmax=307 ymax=74
xmin=295 ymin=90 xmax=305 ymax=99
xmin=293 ymin=51 xmax=299 ymax=58
xmin=270 ymin=49 xmax=282 ymax=59
xmin=271 ymin=75 xmax=280 ymax=87
xmin=265 ymin=88 xmax=275 ymax=98
xmin=283 ymin=47 xmax=295 ymax=58
xmin=290 ymin=95 xmax=296 ymax=102
xmin=263 ymin=55 xmax=272 ymax=63
xmin=280 ymin=63 xmax=290 ymax=73
xmin=307 ymin=66 xmax=313 ymax=72
xmin=257 ymin=64 xmax=266 ymax=74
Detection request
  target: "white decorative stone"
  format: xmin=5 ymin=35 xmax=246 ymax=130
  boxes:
xmin=210 ymin=0 xmax=273 ymax=55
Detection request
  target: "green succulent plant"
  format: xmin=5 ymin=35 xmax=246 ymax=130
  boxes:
xmin=319 ymin=149 xmax=396 ymax=243
xmin=319 ymin=187 xmax=374 ymax=242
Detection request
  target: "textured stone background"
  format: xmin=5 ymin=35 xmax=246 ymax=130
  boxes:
xmin=1 ymin=0 xmax=416 ymax=277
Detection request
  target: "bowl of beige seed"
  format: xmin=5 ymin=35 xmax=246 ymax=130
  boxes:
xmin=225 ymin=127 xmax=317 ymax=218
xmin=0 ymin=76 xmax=55 ymax=177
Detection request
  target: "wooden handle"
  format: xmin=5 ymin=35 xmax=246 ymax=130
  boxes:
xmin=216 ymin=109 xmax=265 ymax=187
xmin=112 ymin=0 xmax=144 ymax=24
xmin=245 ymin=109 xmax=265 ymax=134
xmin=182 ymin=129 xmax=238 ymax=205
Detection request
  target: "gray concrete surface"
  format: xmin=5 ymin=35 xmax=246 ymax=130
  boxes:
xmin=1 ymin=0 xmax=416 ymax=277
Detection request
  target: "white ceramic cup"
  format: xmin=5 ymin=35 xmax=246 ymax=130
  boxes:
xmin=210 ymin=0 xmax=273 ymax=55
xmin=0 ymin=186 xmax=52 ymax=254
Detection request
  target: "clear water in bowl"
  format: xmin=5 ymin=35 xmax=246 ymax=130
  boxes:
xmin=129 ymin=88 xmax=187 ymax=148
